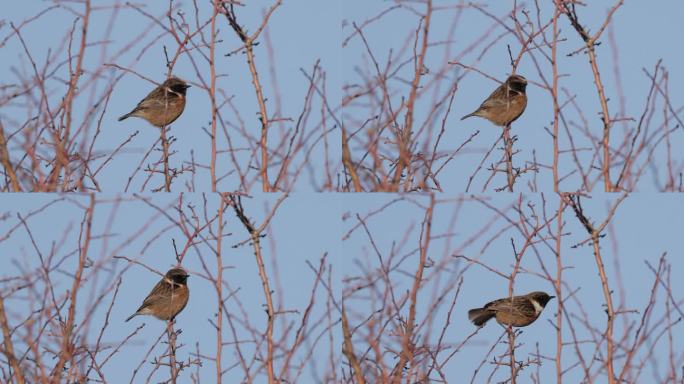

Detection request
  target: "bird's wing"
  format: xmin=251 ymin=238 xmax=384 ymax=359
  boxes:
xmin=483 ymin=297 xmax=508 ymax=309
xmin=484 ymin=297 xmax=535 ymax=315
xmin=475 ymin=84 xmax=505 ymax=110
xmin=505 ymin=297 xmax=536 ymax=317
xmin=131 ymin=97 xmax=163 ymax=114
xmin=129 ymin=87 xmax=172 ymax=114
xmin=136 ymin=279 xmax=169 ymax=311
xmin=480 ymin=98 xmax=507 ymax=111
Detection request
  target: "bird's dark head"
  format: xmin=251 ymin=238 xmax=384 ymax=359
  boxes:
xmin=166 ymin=267 xmax=189 ymax=285
xmin=164 ymin=77 xmax=190 ymax=95
xmin=528 ymin=291 xmax=554 ymax=307
xmin=506 ymin=74 xmax=527 ymax=93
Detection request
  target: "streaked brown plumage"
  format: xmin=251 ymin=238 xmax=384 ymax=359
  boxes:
xmin=461 ymin=74 xmax=528 ymax=126
xmin=118 ymin=77 xmax=190 ymax=127
xmin=468 ymin=291 xmax=554 ymax=327
xmin=125 ymin=267 xmax=190 ymax=322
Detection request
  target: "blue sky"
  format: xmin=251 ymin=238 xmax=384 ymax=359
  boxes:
xmin=2 ymin=1 xmax=684 ymax=383
xmin=341 ymin=193 xmax=684 ymax=382
xmin=3 ymin=1 xmax=683 ymax=191
xmin=0 ymin=193 xmax=342 ymax=382
xmin=1 ymin=1 xmax=341 ymax=191
xmin=342 ymin=1 xmax=684 ymax=191
xmin=3 ymin=193 xmax=681 ymax=382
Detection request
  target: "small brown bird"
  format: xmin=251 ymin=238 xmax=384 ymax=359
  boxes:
xmin=125 ymin=267 xmax=190 ymax=322
xmin=468 ymin=291 xmax=554 ymax=327
xmin=461 ymin=74 xmax=528 ymax=126
xmin=118 ymin=77 xmax=190 ymax=127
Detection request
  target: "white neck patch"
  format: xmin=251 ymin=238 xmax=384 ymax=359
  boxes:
xmin=531 ymin=299 xmax=544 ymax=315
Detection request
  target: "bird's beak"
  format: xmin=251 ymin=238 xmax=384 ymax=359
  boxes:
xmin=550 ymin=296 xmax=556 ymax=299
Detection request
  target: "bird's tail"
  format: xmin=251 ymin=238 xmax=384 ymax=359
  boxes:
xmin=118 ymin=113 xmax=132 ymax=122
xmin=125 ymin=313 xmax=137 ymax=322
xmin=468 ymin=308 xmax=496 ymax=327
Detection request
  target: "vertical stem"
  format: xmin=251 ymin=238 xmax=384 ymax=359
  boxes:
xmin=561 ymin=4 xmax=620 ymax=191
xmin=591 ymin=234 xmax=615 ymax=382
xmin=49 ymin=0 xmax=90 ymax=191
xmin=566 ymin=194 xmax=624 ymax=383
xmin=0 ymin=122 xmax=21 ymax=192
xmin=503 ymin=125 xmax=515 ymax=192
xmin=586 ymin=45 xmax=614 ymax=192
xmin=391 ymin=0 xmax=432 ymax=191
xmin=161 ymin=126 xmax=171 ymax=192
xmin=342 ymin=129 xmax=362 ymax=192
xmin=0 ymin=297 xmax=25 ymax=384
xmin=551 ymin=3 xmax=560 ymax=192
xmin=342 ymin=304 xmax=366 ymax=384
xmin=209 ymin=1 xmax=219 ymax=192
xmin=51 ymin=194 xmax=94 ymax=381
xmin=251 ymin=230 xmax=275 ymax=382
xmin=393 ymin=194 xmax=434 ymax=383
xmin=227 ymin=195 xmax=285 ymax=382
xmin=562 ymin=0 xmax=627 ymax=364
xmin=215 ymin=197 xmax=224 ymax=382
xmin=167 ymin=320 xmax=178 ymax=383
xmin=555 ymin=196 xmax=565 ymax=382
xmin=508 ymin=326 xmax=517 ymax=384
xmin=244 ymin=42 xmax=271 ymax=192
xmin=223 ymin=2 xmax=281 ymax=191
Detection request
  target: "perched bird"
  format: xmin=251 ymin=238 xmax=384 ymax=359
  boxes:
xmin=118 ymin=77 xmax=190 ymax=127
xmin=461 ymin=74 xmax=528 ymax=126
xmin=125 ymin=267 xmax=190 ymax=322
xmin=468 ymin=291 xmax=554 ymax=327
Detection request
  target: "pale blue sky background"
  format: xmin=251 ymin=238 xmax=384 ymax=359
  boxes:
xmin=343 ymin=1 xmax=684 ymax=191
xmin=1 ymin=1 xmax=341 ymax=191
xmin=2 ymin=0 xmax=684 ymax=383
xmin=342 ymin=193 xmax=684 ymax=382
xmin=1 ymin=193 xmax=683 ymax=382
xmin=3 ymin=1 xmax=683 ymax=192
xmin=0 ymin=193 xmax=342 ymax=382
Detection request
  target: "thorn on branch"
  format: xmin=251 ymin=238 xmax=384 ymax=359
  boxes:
xmin=566 ymin=195 xmax=594 ymax=235
xmin=227 ymin=195 xmax=256 ymax=234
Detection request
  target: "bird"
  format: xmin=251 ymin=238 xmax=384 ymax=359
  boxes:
xmin=461 ymin=74 xmax=528 ymax=126
xmin=118 ymin=77 xmax=190 ymax=127
xmin=468 ymin=291 xmax=554 ymax=327
xmin=125 ymin=267 xmax=190 ymax=322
